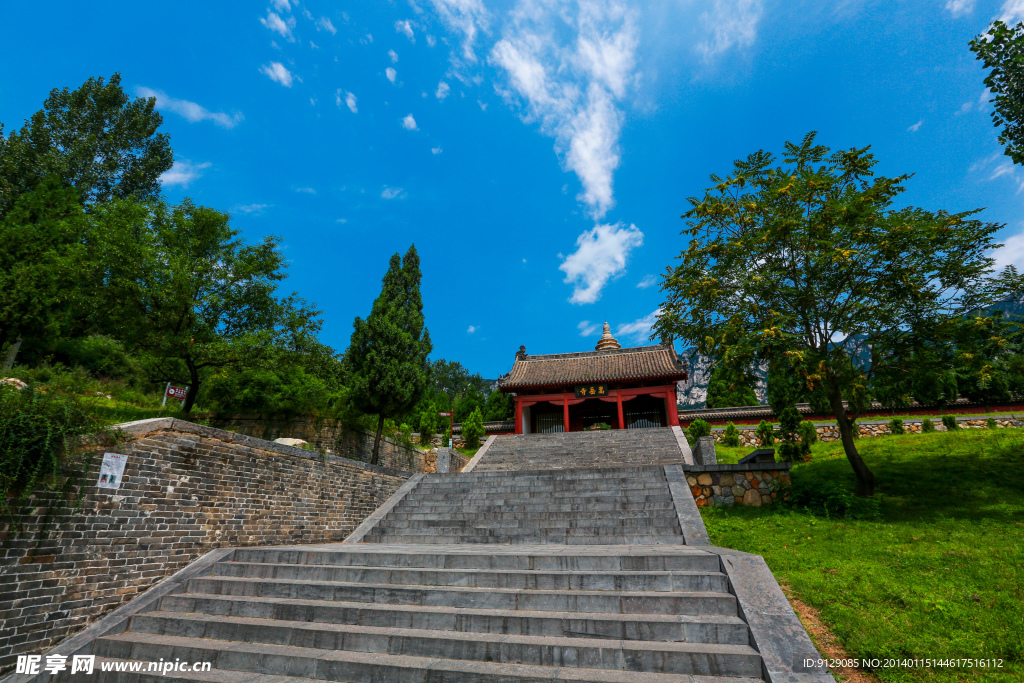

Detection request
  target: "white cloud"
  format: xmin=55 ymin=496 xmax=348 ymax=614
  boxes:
xmin=478 ymin=100 xmax=488 ymax=111
xmin=336 ymin=218 xmax=348 ymax=224
xmin=907 ymin=120 xmax=923 ymax=132
xmin=492 ymin=2 xmax=638 ymax=218
xmin=135 ymin=87 xmax=242 ymax=128
xmin=427 ymin=34 xmax=437 ymax=47
xmin=945 ymin=0 xmax=975 ymax=16
xmin=429 ymin=0 xmax=488 ymax=62
xmin=402 ymin=114 xmax=418 ymax=130
xmin=993 ymin=227 xmax=1024 ymax=271
xmin=261 ymin=11 xmax=295 ymax=41
xmin=958 ymin=87 xmax=992 ymax=115
xmin=1001 ymin=0 xmax=1024 ymax=23
xmin=467 ymin=325 xmax=478 ymax=334
xmin=364 ymin=33 xmax=374 ymax=43
xmin=431 ymin=146 xmax=443 ymax=154
xmin=577 ymin=320 xmax=600 ymax=337
xmin=436 ymin=80 xmax=451 ymax=100
xmin=159 ymin=160 xmax=211 ymax=187
xmin=615 ymin=309 xmax=661 ymax=344
xmin=386 ymin=67 xmax=397 ymax=83
xmin=389 ymin=49 xmax=399 ymax=63
xmin=696 ymin=0 xmax=763 ymax=60
xmin=271 ymin=0 xmax=290 ymax=11
xmin=381 ymin=186 xmax=406 ymax=199
xmin=295 ymin=187 xmax=316 ymax=194
xmin=233 ymin=203 xmax=268 ymax=215
xmin=310 ymin=40 xmax=319 ymax=49
xmin=261 ymin=62 xmax=294 ymax=87
xmin=340 ymin=90 xmax=358 ymax=113
xmin=636 ymin=274 xmax=658 ymax=289
xmin=318 ymin=17 xmax=336 ymax=34
xmin=968 ymin=151 xmax=1024 ymax=192
xmin=559 ymin=222 xmax=643 ymax=304
xmin=395 ymin=19 xmax=415 ymax=42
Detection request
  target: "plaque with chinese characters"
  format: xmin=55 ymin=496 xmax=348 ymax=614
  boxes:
xmin=574 ymin=384 xmax=608 ymax=398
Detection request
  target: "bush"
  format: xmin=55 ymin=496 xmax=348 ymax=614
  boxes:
xmin=922 ymin=418 xmax=935 ymax=433
xmin=462 ymin=408 xmax=485 ymax=449
xmin=755 ymin=420 xmax=775 ymax=446
xmin=889 ymin=417 xmax=905 ymax=435
xmin=798 ymin=420 xmax=818 ymax=446
xmin=722 ymin=422 xmax=740 ymax=447
xmin=687 ymin=418 xmax=711 ymax=443
xmin=418 ymin=407 xmax=436 ymax=446
xmin=777 ymin=406 xmax=808 ymax=462
xmin=592 ymin=422 xmax=612 ymax=431
xmin=988 ymin=417 xmax=997 ymax=430
xmin=942 ymin=415 xmax=959 ymax=431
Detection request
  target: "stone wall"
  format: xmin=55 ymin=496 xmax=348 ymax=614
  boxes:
xmin=707 ymin=415 xmax=1023 ymax=447
xmin=684 ymin=464 xmax=791 ymax=508
xmin=206 ymin=414 xmax=423 ymax=473
xmin=420 ymin=449 xmax=471 ymax=473
xmin=0 ymin=419 xmax=409 ymax=673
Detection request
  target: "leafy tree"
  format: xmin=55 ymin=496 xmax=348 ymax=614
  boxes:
xmin=798 ymin=419 xmax=818 ymax=446
xmin=95 ymin=198 xmax=319 ymax=412
xmin=483 ymin=389 xmax=514 ymax=421
xmin=455 ymin=388 xmax=484 ymax=423
xmin=461 ymin=407 xmax=485 ymax=449
xmin=418 ymin=405 xmax=436 ymax=446
xmin=347 ymin=245 xmax=432 ymax=465
xmin=721 ymin=421 xmax=741 ymax=446
xmin=0 ymin=73 xmax=172 ymax=217
xmin=705 ymin=363 xmax=759 ymax=408
xmin=970 ymin=21 xmax=1024 ymax=166
xmin=755 ymin=420 xmax=775 ymax=446
xmin=686 ymin=418 xmax=711 ymax=443
xmin=913 ymin=368 xmax=958 ymax=411
xmin=776 ymin=406 xmax=807 ymax=462
xmin=654 ymin=133 xmax=1022 ymax=495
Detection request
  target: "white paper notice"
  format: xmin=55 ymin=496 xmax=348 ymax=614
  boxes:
xmin=97 ymin=452 xmax=127 ymax=489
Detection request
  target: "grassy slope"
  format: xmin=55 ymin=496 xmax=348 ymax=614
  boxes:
xmin=701 ymin=429 xmax=1024 ymax=682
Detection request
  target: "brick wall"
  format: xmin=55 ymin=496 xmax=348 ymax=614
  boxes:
xmin=0 ymin=419 xmax=409 ymax=673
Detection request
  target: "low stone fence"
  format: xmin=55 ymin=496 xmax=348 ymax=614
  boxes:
xmin=683 ymin=463 xmax=791 ymax=508
xmin=421 ymin=449 xmax=471 ymax=473
xmin=708 ymin=415 xmax=1023 ymax=447
xmin=0 ymin=418 xmax=409 ymax=673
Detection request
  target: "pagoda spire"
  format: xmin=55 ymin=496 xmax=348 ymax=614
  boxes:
xmin=595 ymin=322 xmax=621 ymax=351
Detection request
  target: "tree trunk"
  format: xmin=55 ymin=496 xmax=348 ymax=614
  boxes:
xmin=183 ymin=361 xmax=200 ymax=413
xmin=828 ymin=388 xmax=875 ymax=496
xmin=3 ymin=336 xmax=23 ymax=371
xmin=371 ymin=413 xmax=385 ymax=466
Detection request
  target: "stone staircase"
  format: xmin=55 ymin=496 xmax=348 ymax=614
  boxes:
xmin=474 ymin=428 xmax=686 ymax=472
xmin=364 ymin=467 xmax=684 ymax=544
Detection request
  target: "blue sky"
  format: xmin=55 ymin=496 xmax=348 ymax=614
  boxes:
xmin=3 ymin=0 xmax=1024 ymax=378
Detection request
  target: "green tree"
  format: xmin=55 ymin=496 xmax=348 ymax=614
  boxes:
xmin=96 ymin=198 xmax=319 ymax=412
xmin=0 ymin=73 xmax=172 ymax=217
xmin=755 ymin=420 xmax=775 ymax=446
xmin=483 ymin=389 xmax=514 ymax=421
xmin=347 ymin=245 xmax=432 ymax=465
xmin=970 ymin=21 xmax=1024 ymax=165
xmin=418 ymin=405 xmax=437 ymax=446
xmin=654 ymin=133 xmax=1022 ymax=495
xmin=455 ymin=388 xmax=484 ymax=423
xmin=721 ymin=421 xmax=741 ymax=446
xmin=705 ymin=362 xmax=759 ymax=408
xmin=462 ymin=407 xmax=485 ymax=449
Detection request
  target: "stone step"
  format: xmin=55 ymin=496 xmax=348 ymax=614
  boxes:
xmin=185 ymin=576 xmax=734 ymax=615
xmin=400 ymin=493 xmax=675 ymax=505
xmin=392 ymin=501 xmax=678 ymax=514
xmin=387 ymin=509 xmax=676 ymax=521
xmin=370 ymin=518 xmax=680 ymax=530
xmin=160 ymin=593 xmax=750 ymax=644
xmin=365 ymin=526 xmax=682 ymax=539
xmin=410 ymin=482 xmax=670 ymax=494
xmin=95 ymin=631 xmax=763 ymax=679
xmin=210 ymin=563 xmax=727 ymax=592
xmin=360 ymin=534 xmax=687 ymax=545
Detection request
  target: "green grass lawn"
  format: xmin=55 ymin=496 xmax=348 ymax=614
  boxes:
xmin=701 ymin=429 xmax=1024 ymax=682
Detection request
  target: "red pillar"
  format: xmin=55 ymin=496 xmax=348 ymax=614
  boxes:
xmin=616 ymin=391 xmax=625 ymax=430
xmin=514 ymin=397 xmax=523 ymax=434
xmin=563 ymin=394 xmax=570 ymax=433
xmin=666 ymin=385 xmax=680 ymax=426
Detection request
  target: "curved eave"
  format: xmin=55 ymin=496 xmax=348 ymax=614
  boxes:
xmin=499 ymin=372 xmax=688 ymax=394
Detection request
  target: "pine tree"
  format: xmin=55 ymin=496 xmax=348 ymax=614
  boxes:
xmin=346 ymin=245 xmax=432 ymax=464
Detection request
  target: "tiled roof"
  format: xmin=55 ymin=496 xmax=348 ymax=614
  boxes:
xmin=499 ymin=344 xmax=687 ymax=390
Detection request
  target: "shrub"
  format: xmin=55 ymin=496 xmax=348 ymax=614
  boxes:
xmin=418 ymin=408 xmax=436 ymax=446
xmin=889 ymin=418 xmax=904 ymax=435
xmin=922 ymin=418 xmax=935 ymax=433
xmin=593 ymin=422 xmax=612 ymax=431
xmin=942 ymin=415 xmax=959 ymax=431
xmin=687 ymin=418 xmax=711 ymax=443
xmin=987 ymin=417 xmax=997 ymax=430
xmin=722 ymin=422 xmax=741 ymax=447
xmin=755 ymin=420 xmax=775 ymax=446
xmin=462 ymin=408 xmax=485 ymax=449
xmin=777 ymin=406 xmax=808 ymax=462
xmin=798 ymin=420 xmax=818 ymax=446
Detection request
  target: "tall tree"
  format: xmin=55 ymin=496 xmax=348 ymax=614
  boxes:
xmin=654 ymin=133 xmax=1022 ymax=496
xmin=347 ymin=246 xmax=432 ymax=465
xmin=0 ymin=73 xmax=172 ymax=217
xmin=704 ymin=362 xmax=759 ymax=408
xmin=970 ymin=21 xmax=1024 ymax=165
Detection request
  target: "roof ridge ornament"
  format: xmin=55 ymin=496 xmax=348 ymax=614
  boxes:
xmin=595 ymin=322 xmax=621 ymax=351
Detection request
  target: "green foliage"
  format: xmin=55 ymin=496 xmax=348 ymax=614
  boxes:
xmin=347 ymin=246 xmax=432 ymax=465
xmin=0 ymin=385 xmax=101 ymax=525
xmin=483 ymin=389 xmax=514 ymax=421
xmin=942 ymin=415 xmax=959 ymax=431
xmin=654 ymin=132 xmax=1023 ymax=495
xmin=785 ymin=477 xmax=881 ymax=520
xmin=686 ymin=418 xmax=711 ymax=442
xmin=593 ymin=422 xmax=612 ymax=431
xmin=461 ymin=407 xmax=485 ymax=449
xmin=0 ymin=73 xmax=172 ymax=217
xmin=971 ymin=21 xmax=1024 ymax=166
xmin=722 ymin=421 xmax=741 ymax=447
xmin=755 ymin=420 xmax=775 ymax=446
xmin=889 ymin=417 xmax=905 ymax=435
xmin=922 ymin=418 xmax=935 ymax=433
xmin=427 ymin=359 xmax=489 ymax=406
xmin=798 ymin=420 xmax=818 ymax=446
xmin=705 ymin=363 xmax=759 ymax=409
xmin=913 ymin=368 xmax=958 ymax=409
xmin=988 ymin=417 xmax=998 ymax=430
xmin=454 ymin=389 xmax=484 ymax=423
xmin=776 ymin=406 xmax=808 ymax=462
xmin=418 ymin=406 xmax=436 ymax=446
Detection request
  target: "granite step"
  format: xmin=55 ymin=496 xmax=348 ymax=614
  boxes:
xmin=360 ymin=534 xmax=687 ymax=545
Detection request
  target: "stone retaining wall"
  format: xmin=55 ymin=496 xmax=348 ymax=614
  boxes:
xmin=0 ymin=419 xmax=409 ymax=673
xmin=684 ymin=464 xmax=791 ymax=508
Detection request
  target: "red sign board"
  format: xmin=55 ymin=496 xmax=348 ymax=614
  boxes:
xmin=166 ymin=385 xmax=188 ymax=400
xmin=438 ymin=412 xmax=452 ymax=417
